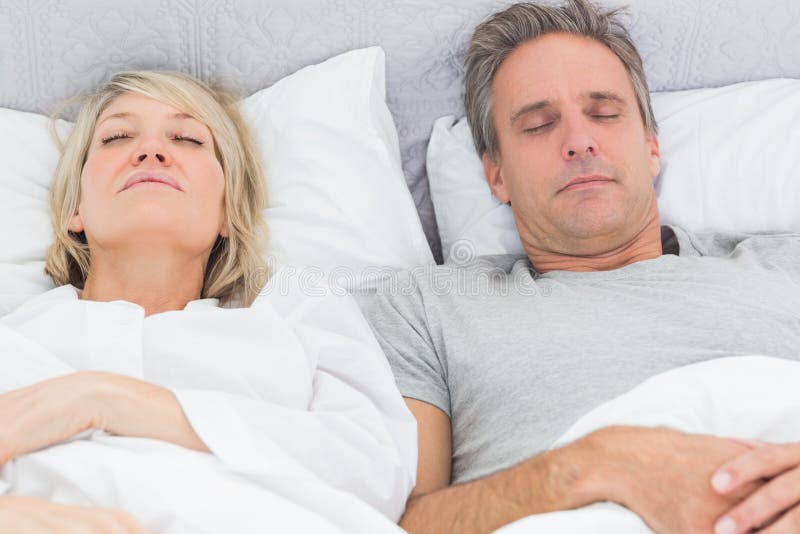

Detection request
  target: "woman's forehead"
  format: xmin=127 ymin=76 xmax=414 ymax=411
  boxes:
xmin=97 ymin=92 xmax=201 ymax=125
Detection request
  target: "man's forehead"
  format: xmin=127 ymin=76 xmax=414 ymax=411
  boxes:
xmin=493 ymin=33 xmax=637 ymax=113
xmin=501 ymin=33 xmax=630 ymax=76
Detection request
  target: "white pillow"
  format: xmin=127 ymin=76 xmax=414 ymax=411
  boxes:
xmin=428 ymin=78 xmax=800 ymax=261
xmin=242 ymin=47 xmax=432 ymax=283
xmin=0 ymin=263 xmax=54 ymax=316
xmin=655 ymin=79 xmax=800 ymax=233
xmin=0 ymin=109 xmax=70 ymax=264
xmin=426 ymin=115 xmax=523 ymax=262
xmin=0 ymin=47 xmax=432 ymax=313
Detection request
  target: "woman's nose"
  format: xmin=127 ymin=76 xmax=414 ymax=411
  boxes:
xmin=131 ymin=137 xmax=172 ymax=165
xmin=136 ymin=152 xmax=167 ymax=163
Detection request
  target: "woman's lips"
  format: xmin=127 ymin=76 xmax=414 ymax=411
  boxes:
xmin=125 ymin=180 xmax=180 ymax=191
xmin=121 ymin=171 xmax=183 ymax=192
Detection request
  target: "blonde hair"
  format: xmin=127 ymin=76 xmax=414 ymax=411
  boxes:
xmin=46 ymin=71 xmax=269 ymax=307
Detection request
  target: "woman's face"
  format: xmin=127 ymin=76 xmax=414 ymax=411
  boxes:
xmin=70 ymin=92 xmax=228 ymax=256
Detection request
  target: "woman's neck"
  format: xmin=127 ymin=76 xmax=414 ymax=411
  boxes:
xmin=80 ymin=248 xmax=207 ymax=316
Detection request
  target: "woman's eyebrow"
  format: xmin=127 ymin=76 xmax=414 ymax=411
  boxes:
xmin=97 ymin=111 xmax=134 ymax=126
xmin=97 ymin=111 xmax=197 ymax=126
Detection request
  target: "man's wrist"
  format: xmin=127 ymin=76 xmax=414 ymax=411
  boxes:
xmin=521 ymin=427 xmax=630 ymax=513
xmin=569 ymin=426 xmax=642 ymax=509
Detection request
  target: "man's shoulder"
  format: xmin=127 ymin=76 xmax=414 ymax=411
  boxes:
xmin=354 ymin=254 xmax=532 ymax=313
xmin=674 ymin=225 xmax=800 ymax=259
xmin=379 ymin=254 xmax=530 ymax=290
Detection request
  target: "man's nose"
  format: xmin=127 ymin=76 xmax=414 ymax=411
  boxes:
xmin=561 ymin=119 xmax=598 ymax=160
xmin=565 ymin=145 xmax=595 ymax=158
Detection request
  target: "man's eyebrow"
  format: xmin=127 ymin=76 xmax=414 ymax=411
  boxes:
xmin=586 ymin=91 xmax=628 ymax=106
xmin=510 ymin=100 xmax=553 ymax=125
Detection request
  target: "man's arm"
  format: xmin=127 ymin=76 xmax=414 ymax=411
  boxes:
xmin=401 ymin=399 xmax=761 ymax=534
xmin=400 ymin=399 xmax=605 ymax=534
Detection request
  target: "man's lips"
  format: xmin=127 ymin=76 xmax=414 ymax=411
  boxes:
xmin=120 ymin=171 xmax=183 ymax=192
xmin=557 ymin=175 xmax=614 ymax=194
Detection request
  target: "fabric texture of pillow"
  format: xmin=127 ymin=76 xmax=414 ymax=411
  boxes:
xmin=0 ymin=109 xmax=69 ymax=264
xmin=0 ymin=263 xmax=54 ymax=316
xmin=242 ymin=47 xmax=433 ymax=285
xmin=428 ymin=78 xmax=800 ymax=262
xmin=0 ymin=47 xmax=432 ymax=315
xmin=427 ymin=115 xmax=522 ymax=263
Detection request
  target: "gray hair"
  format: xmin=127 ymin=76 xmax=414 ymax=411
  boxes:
xmin=465 ymin=0 xmax=657 ymax=158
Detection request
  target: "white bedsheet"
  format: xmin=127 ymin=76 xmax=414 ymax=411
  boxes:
xmin=0 ymin=321 xmax=406 ymax=533
xmin=495 ymin=356 xmax=800 ymax=534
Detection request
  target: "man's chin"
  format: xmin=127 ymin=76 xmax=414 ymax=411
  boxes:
xmin=557 ymin=210 xmax=628 ymax=241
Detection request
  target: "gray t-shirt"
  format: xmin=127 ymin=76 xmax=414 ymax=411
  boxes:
xmin=357 ymin=226 xmax=800 ymax=485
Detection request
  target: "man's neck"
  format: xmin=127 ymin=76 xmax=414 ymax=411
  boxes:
xmin=526 ymin=215 xmax=664 ymax=273
xmin=80 ymin=248 xmax=208 ymax=316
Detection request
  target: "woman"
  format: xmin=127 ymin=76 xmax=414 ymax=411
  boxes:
xmin=0 ymin=71 xmax=415 ymax=533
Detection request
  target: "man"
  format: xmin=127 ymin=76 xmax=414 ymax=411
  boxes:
xmin=360 ymin=1 xmax=800 ymax=533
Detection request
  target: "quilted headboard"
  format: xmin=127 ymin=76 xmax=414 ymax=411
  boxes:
xmin=2 ymin=0 xmax=798 ymax=261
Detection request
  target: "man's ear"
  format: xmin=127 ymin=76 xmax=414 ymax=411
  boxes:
xmin=482 ymin=152 xmax=511 ymax=204
xmin=68 ymin=210 xmax=84 ymax=233
xmin=647 ymin=134 xmax=661 ymax=178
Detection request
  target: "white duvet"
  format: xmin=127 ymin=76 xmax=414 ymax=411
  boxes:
xmin=495 ymin=355 xmax=800 ymax=534
xmin=0 ymin=281 xmax=414 ymax=534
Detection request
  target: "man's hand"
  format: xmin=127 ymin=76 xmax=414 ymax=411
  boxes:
xmin=588 ymin=426 xmax=763 ymax=534
xmin=398 ymin=416 xmax=765 ymax=534
xmin=0 ymin=495 xmax=149 ymax=533
xmin=710 ymin=441 xmax=800 ymax=533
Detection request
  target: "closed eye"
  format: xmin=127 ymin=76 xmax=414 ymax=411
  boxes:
xmin=523 ymin=122 xmax=555 ymax=134
xmin=593 ymin=114 xmax=620 ymax=120
xmin=100 ymin=132 xmax=131 ymax=144
xmin=173 ymin=135 xmax=204 ymax=145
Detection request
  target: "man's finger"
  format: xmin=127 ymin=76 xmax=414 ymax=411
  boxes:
xmin=712 ymin=443 xmax=800 ymax=494
xmin=714 ymin=468 xmax=800 ymax=534
xmin=725 ymin=437 xmax=768 ymax=450
xmin=727 ymin=479 xmax=764 ymax=502
xmin=759 ymin=503 xmax=800 ymax=534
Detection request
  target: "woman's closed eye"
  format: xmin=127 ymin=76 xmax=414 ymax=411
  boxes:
xmin=99 ymin=132 xmax=205 ymax=146
xmin=172 ymin=134 xmax=204 ymax=146
xmin=100 ymin=131 xmax=131 ymax=144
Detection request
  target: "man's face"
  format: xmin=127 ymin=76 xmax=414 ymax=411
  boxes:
xmin=483 ymin=33 xmax=661 ymax=256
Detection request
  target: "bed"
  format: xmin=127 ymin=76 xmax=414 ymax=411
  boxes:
xmin=1 ymin=1 xmax=799 ymax=532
